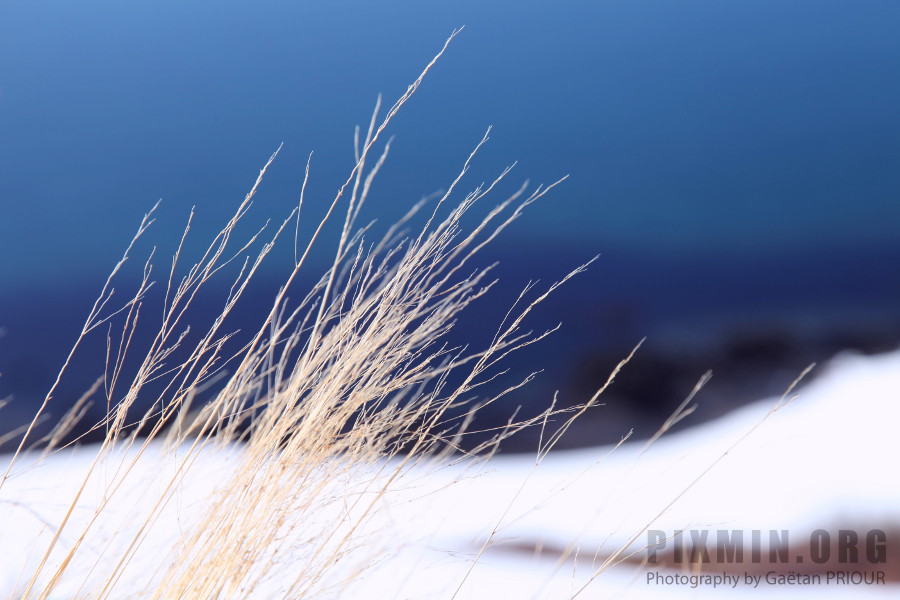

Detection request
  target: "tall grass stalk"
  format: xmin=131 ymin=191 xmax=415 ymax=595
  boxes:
xmin=1 ymin=32 xmax=607 ymax=599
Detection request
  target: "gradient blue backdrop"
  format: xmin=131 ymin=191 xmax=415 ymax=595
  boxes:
xmin=1 ymin=0 xmax=899 ymax=445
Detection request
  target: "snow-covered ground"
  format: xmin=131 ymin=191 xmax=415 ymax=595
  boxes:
xmin=2 ymin=347 xmax=898 ymax=598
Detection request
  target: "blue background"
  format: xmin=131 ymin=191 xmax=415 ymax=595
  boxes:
xmin=1 ymin=0 xmax=899 ymax=448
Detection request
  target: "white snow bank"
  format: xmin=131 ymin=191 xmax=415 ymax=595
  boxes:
xmin=1 ymin=348 xmax=898 ymax=598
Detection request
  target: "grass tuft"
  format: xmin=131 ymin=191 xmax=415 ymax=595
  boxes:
xmin=1 ymin=32 xmax=609 ymax=600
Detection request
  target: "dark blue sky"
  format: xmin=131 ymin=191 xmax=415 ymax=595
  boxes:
xmin=1 ymin=1 xmax=899 ymax=446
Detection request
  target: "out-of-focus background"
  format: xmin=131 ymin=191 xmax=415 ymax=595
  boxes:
xmin=1 ymin=0 xmax=899 ymax=451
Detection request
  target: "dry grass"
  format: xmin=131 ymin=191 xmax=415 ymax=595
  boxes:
xmin=0 ymin=32 xmax=616 ymax=599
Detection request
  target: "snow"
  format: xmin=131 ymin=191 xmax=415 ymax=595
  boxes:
xmin=2 ymin=348 xmax=898 ymax=598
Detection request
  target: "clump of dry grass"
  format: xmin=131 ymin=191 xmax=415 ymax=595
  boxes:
xmin=0 ymin=32 xmax=609 ymax=600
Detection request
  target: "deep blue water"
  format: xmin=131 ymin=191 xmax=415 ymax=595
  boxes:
xmin=1 ymin=1 xmax=899 ymax=448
